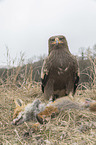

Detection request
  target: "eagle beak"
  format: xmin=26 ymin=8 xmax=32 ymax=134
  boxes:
xmin=51 ymin=38 xmax=60 ymax=45
xmin=51 ymin=37 xmax=63 ymax=45
xmin=55 ymin=38 xmax=59 ymax=44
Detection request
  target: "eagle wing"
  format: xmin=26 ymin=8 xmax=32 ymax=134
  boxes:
xmin=73 ymin=72 xmax=79 ymax=95
xmin=41 ymin=57 xmax=50 ymax=93
xmin=73 ymin=59 xmax=80 ymax=95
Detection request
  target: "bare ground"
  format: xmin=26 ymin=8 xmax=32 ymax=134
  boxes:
xmin=0 ymin=84 xmax=96 ymax=145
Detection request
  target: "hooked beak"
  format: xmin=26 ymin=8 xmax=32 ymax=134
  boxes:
xmin=55 ymin=38 xmax=59 ymax=44
xmin=51 ymin=37 xmax=63 ymax=45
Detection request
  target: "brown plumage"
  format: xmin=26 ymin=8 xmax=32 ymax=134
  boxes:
xmin=41 ymin=35 xmax=79 ymax=101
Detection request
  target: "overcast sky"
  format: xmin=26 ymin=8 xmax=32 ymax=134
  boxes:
xmin=0 ymin=0 xmax=96 ymax=66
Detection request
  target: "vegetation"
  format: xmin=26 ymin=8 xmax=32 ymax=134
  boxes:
xmin=0 ymin=46 xmax=96 ymax=144
xmin=0 ymin=46 xmax=96 ymax=89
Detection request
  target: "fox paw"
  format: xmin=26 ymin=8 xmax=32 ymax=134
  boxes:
xmin=36 ymin=114 xmax=48 ymax=124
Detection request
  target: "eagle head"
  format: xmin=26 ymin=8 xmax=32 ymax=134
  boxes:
xmin=48 ymin=35 xmax=69 ymax=54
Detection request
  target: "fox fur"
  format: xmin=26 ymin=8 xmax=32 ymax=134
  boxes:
xmin=12 ymin=97 xmax=96 ymax=125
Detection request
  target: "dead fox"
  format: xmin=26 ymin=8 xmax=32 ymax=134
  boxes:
xmin=12 ymin=97 xmax=96 ymax=126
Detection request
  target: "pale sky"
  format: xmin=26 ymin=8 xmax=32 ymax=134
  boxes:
xmin=0 ymin=0 xmax=96 ymax=66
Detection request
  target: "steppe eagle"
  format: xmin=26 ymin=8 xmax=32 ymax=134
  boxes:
xmin=41 ymin=35 xmax=79 ymax=101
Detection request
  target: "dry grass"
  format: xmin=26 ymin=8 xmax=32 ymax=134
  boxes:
xmin=0 ymin=54 xmax=96 ymax=144
xmin=0 ymin=83 xmax=96 ymax=145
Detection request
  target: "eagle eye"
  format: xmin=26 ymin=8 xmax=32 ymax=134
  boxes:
xmin=59 ymin=37 xmax=63 ymax=40
xmin=51 ymin=38 xmax=55 ymax=41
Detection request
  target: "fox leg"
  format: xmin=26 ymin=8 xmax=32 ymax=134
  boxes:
xmin=31 ymin=122 xmax=40 ymax=132
xmin=36 ymin=114 xmax=48 ymax=124
xmin=84 ymin=99 xmax=96 ymax=111
xmin=36 ymin=106 xmax=59 ymax=124
xmin=32 ymin=123 xmax=40 ymax=128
